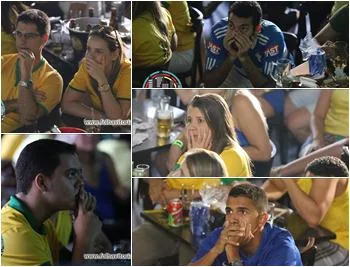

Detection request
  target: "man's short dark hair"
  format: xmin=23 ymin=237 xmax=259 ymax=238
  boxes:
xmin=17 ymin=9 xmax=50 ymax=36
xmin=341 ymin=146 xmax=349 ymax=169
xmin=229 ymin=183 xmax=268 ymax=213
xmin=306 ymin=156 xmax=349 ymax=177
xmin=229 ymin=1 xmax=262 ymax=27
xmin=15 ymin=139 xmax=76 ymax=194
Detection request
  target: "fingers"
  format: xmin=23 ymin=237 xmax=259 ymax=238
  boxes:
xmin=204 ymin=130 xmax=212 ymax=150
xmin=34 ymin=90 xmax=47 ymax=102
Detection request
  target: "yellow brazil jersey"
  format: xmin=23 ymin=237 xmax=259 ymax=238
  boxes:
xmin=177 ymin=145 xmax=251 ymax=177
xmin=297 ymin=178 xmax=349 ymax=249
xmin=164 ymin=1 xmax=195 ymax=51
xmin=68 ymin=58 xmax=131 ymax=111
xmin=1 ymin=196 xmax=61 ymax=265
xmin=324 ymin=89 xmax=349 ymax=137
xmin=54 ymin=210 xmax=72 ymax=247
xmin=132 ymin=7 xmax=176 ymax=68
xmin=1 ymin=30 xmax=17 ymax=55
xmin=1 ymin=54 xmax=63 ymax=133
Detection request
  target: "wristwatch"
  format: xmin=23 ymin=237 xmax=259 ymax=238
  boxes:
xmin=18 ymin=80 xmax=33 ymax=89
xmin=224 ymin=259 xmax=243 ymax=266
xmin=1 ymin=100 xmax=5 ymax=120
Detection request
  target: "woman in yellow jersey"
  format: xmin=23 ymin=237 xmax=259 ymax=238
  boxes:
xmin=306 ymin=89 xmax=348 ymax=154
xmin=167 ymin=93 xmax=252 ymax=177
xmin=1 ymin=2 xmax=28 ymax=55
xmin=61 ymin=25 xmax=131 ymax=131
xmin=263 ymin=157 xmax=349 ymax=266
xmin=132 ymin=1 xmax=177 ymax=86
xmin=168 ymin=148 xmax=229 ymax=177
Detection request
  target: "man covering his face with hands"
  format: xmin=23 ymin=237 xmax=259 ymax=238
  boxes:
xmin=190 ymin=183 xmax=302 ymax=266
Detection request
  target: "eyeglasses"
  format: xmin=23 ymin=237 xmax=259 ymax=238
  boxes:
xmin=64 ymin=168 xmax=83 ymax=180
xmin=13 ymin=30 xmax=41 ymax=39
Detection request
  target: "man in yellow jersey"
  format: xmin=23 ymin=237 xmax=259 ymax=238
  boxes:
xmin=1 ymin=9 xmax=63 ymax=133
xmin=263 ymin=156 xmax=349 ymax=266
xmin=1 ymin=139 xmax=111 ymax=265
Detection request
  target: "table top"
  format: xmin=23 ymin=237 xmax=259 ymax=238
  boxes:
xmin=141 ymin=208 xmax=336 ymax=251
xmin=132 ymin=99 xmax=185 ymax=154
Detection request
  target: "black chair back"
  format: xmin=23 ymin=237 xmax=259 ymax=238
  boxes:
xmin=283 ymin=32 xmax=303 ymax=66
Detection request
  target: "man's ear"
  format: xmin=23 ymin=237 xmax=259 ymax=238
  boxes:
xmin=258 ymin=212 xmax=269 ymax=228
xmin=255 ymin=24 xmax=262 ymax=33
xmin=41 ymin=33 xmax=49 ymax=45
xmin=111 ymin=49 xmax=120 ymax=61
xmin=34 ymin=173 xmax=49 ymax=193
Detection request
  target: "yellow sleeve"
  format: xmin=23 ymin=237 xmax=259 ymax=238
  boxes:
xmin=68 ymin=59 xmax=88 ymax=93
xmin=220 ymin=148 xmax=250 ymax=177
xmin=37 ymin=70 xmax=63 ymax=114
xmin=1 ymin=227 xmax=53 ymax=265
xmin=114 ymin=60 xmax=131 ymax=100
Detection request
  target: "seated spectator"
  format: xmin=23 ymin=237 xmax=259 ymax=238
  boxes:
xmin=1 ymin=139 xmax=111 ymax=265
xmin=305 ymin=89 xmax=348 ymax=155
xmin=263 ymin=160 xmax=349 ymax=266
xmin=284 ymin=89 xmax=321 ymax=144
xmin=190 ymin=183 xmax=302 ymax=266
xmin=168 ymin=148 xmax=229 ymax=177
xmin=271 ymin=138 xmax=349 ymax=177
xmin=315 ymin=4 xmax=349 ymax=45
xmin=167 ymin=93 xmax=252 ymax=177
xmin=61 ymin=25 xmax=131 ymax=130
xmin=1 ymin=2 xmax=28 ymax=55
xmin=132 ymin=1 xmax=177 ymax=70
xmin=204 ymin=1 xmax=290 ymax=88
xmin=163 ymin=1 xmax=194 ymax=74
xmin=1 ymin=9 xmax=63 ymax=133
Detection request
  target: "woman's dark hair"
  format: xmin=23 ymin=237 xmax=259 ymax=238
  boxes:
xmin=15 ymin=139 xmax=77 ymax=194
xmin=17 ymin=9 xmax=50 ymax=36
xmin=188 ymin=93 xmax=238 ymax=154
xmin=229 ymin=1 xmax=262 ymax=27
xmin=88 ymin=25 xmax=124 ymax=62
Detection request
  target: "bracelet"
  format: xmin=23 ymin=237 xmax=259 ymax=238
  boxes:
xmin=172 ymin=139 xmax=184 ymax=149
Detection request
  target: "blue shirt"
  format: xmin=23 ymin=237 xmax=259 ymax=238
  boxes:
xmin=206 ymin=18 xmax=289 ymax=79
xmin=191 ymin=223 xmax=303 ymax=266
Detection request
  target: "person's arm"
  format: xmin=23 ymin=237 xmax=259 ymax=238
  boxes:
xmin=262 ymin=178 xmax=287 ymax=201
xmin=61 ymin=86 xmax=105 ymax=119
xmin=283 ymin=179 xmax=338 ymax=227
xmin=204 ymin=56 xmax=236 ymax=87
xmin=103 ymin=153 xmax=129 ymax=200
xmin=86 ymin=57 xmax=129 ymax=120
xmin=309 ymin=90 xmax=332 ymax=152
xmin=238 ymin=55 xmax=270 ymax=87
xmin=203 ymin=22 xmax=237 ymax=87
xmin=233 ymin=93 xmax=271 ymax=161
xmin=72 ymin=191 xmax=102 ymax=264
xmin=274 ymin=138 xmax=349 ymax=176
xmin=166 ymin=131 xmax=187 ymax=171
xmin=17 ymin=49 xmax=50 ymax=125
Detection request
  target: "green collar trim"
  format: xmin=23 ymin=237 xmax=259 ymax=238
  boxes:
xmin=15 ymin=57 xmax=46 ymax=86
xmin=8 ymin=195 xmax=46 ymax=235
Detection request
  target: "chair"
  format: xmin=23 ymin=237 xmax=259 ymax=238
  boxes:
xmin=252 ymin=140 xmax=277 ymax=177
xmin=283 ymin=32 xmax=303 ymax=66
xmin=298 ymin=237 xmax=317 ymax=266
xmin=177 ymin=6 xmax=204 ymax=87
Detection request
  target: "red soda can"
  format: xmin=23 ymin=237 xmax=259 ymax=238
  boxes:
xmin=167 ymin=198 xmax=183 ymax=227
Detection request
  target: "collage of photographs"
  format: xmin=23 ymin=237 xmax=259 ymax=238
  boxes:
xmin=0 ymin=0 xmax=349 ymax=266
